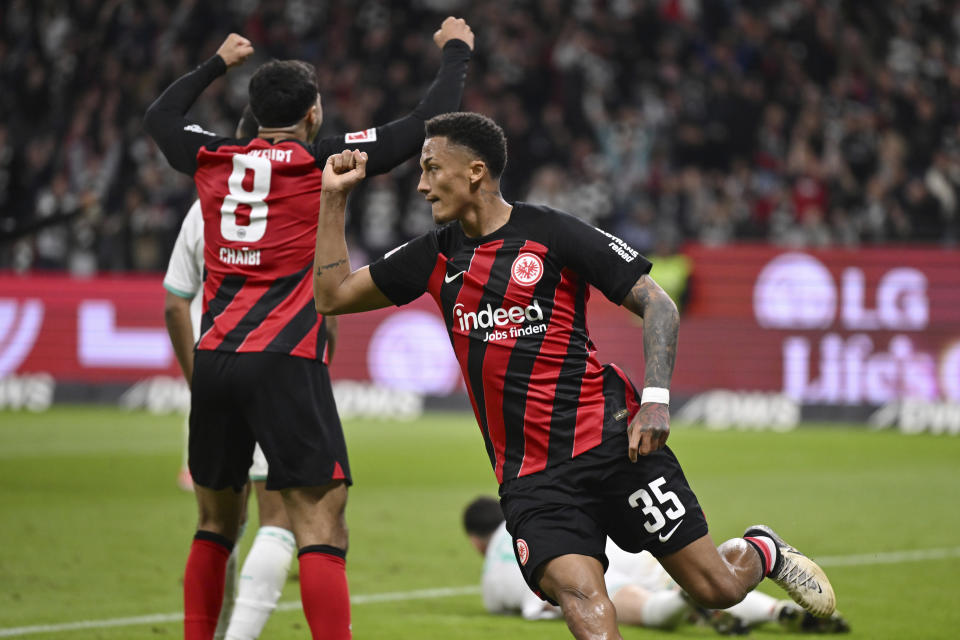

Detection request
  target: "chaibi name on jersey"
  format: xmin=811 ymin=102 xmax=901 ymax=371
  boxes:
xmin=454 ymin=300 xmax=546 ymax=343
xmin=220 ymin=246 xmax=261 ymax=265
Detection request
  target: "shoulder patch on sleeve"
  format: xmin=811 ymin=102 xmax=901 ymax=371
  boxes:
xmin=384 ymin=241 xmax=408 ymax=259
xmin=183 ymin=123 xmax=217 ymax=137
xmin=344 ymin=128 xmax=377 ymax=144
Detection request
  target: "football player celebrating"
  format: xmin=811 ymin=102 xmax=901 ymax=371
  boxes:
xmin=144 ymin=20 xmax=473 ymax=640
xmin=311 ymin=112 xmax=837 ymax=640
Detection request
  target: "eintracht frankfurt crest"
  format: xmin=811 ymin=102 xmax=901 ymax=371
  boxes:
xmin=516 ymin=538 xmax=530 ymax=565
xmin=511 ymin=253 xmax=543 ymax=286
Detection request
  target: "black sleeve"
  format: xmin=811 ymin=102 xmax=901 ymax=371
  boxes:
xmin=368 ymin=232 xmax=441 ymax=306
xmin=313 ymin=40 xmax=472 ymax=175
xmin=143 ymin=55 xmax=230 ymax=175
xmin=550 ymin=211 xmax=653 ymax=304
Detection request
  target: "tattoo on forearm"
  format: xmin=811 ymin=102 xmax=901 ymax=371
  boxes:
xmin=315 ymin=258 xmax=347 ymax=276
xmin=625 ymin=277 xmax=679 ymax=389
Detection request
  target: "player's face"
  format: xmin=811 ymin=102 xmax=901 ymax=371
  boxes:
xmin=417 ymin=137 xmax=475 ymax=224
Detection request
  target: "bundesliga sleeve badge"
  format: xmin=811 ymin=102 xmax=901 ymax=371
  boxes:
xmin=344 ymin=128 xmax=377 ymax=143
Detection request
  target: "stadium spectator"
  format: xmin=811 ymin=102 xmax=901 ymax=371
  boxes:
xmin=462 ymin=495 xmax=851 ymax=634
xmin=2 ymin=1 xmax=958 ymax=271
xmin=144 ymin=18 xmax=473 ymax=640
xmin=311 ymin=112 xmax=836 ymax=639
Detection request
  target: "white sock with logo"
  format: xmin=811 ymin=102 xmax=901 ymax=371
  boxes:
xmin=722 ymin=590 xmax=780 ymax=626
xmin=224 ymin=526 xmax=296 ymax=640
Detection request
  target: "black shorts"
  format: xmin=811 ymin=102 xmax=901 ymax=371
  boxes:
xmin=189 ymin=350 xmax=351 ymax=492
xmin=498 ymin=431 xmax=707 ymax=601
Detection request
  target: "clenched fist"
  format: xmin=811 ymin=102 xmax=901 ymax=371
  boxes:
xmin=216 ymin=33 xmax=254 ymax=68
xmin=434 ymin=16 xmax=475 ymax=51
xmin=322 ymin=149 xmax=368 ymax=194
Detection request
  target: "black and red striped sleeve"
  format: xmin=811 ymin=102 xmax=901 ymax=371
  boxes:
xmin=144 ymin=55 xmax=230 ymax=175
xmin=368 ymin=231 xmax=441 ymax=306
xmin=549 ymin=210 xmax=652 ymax=304
xmin=311 ymin=40 xmax=472 ymax=175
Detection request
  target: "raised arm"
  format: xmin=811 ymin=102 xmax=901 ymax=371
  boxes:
xmin=314 ymin=17 xmax=473 ymax=175
xmin=313 ymin=150 xmax=394 ymax=314
xmin=144 ymin=34 xmax=254 ymax=174
xmin=620 ymin=274 xmax=681 ymax=461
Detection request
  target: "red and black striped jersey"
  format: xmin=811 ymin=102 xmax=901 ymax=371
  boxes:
xmin=192 ymin=138 xmax=328 ymax=359
xmin=369 ymin=203 xmax=653 ymax=482
xmin=144 ymin=42 xmax=472 ymax=360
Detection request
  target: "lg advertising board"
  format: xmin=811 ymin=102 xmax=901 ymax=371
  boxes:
xmin=0 ymin=245 xmax=957 ymax=418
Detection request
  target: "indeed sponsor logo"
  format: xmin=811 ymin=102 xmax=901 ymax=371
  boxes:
xmin=454 ymin=300 xmax=545 ymax=341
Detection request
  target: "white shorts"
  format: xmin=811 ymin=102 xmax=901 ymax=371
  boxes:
xmin=249 ymin=443 xmax=268 ymax=481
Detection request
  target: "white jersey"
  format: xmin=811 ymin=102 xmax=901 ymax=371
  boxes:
xmin=163 ymin=199 xmax=204 ymax=336
xmin=481 ymin=523 xmax=676 ymax=620
xmin=482 ymin=522 xmax=561 ymax=620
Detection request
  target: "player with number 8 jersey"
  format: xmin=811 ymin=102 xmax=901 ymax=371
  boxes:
xmin=192 ymin=139 xmax=332 ymax=359
xmin=145 ymin=22 xmax=474 ymax=640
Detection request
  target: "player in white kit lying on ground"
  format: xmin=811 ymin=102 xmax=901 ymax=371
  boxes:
xmin=463 ymin=497 xmax=850 ymax=635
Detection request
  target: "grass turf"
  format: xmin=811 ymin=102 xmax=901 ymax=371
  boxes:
xmin=0 ymin=407 xmax=958 ymax=638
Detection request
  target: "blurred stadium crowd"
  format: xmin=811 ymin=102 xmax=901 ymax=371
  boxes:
xmin=1 ymin=0 xmax=958 ymax=274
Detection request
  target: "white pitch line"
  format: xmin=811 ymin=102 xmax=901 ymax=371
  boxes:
xmin=2 ymin=547 xmax=959 ymax=638
xmin=0 ymin=585 xmax=480 ymax=638
xmin=814 ymin=546 xmax=960 ymax=567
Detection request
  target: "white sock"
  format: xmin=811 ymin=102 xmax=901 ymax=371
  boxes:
xmin=640 ymin=590 xmax=690 ymax=629
xmin=224 ymin=526 xmax=296 ymax=640
xmin=722 ymin=590 xmax=780 ymax=627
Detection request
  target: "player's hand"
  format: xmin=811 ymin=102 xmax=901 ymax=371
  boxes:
xmin=322 ymin=149 xmax=368 ymax=194
xmin=216 ymin=33 xmax=254 ymax=68
xmin=434 ymin=17 xmax=474 ymax=51
xmin=627 ymin=403 xmax=670 ymax=461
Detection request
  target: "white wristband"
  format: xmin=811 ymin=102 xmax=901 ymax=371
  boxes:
xmin=640 ymin=387 xmax=670 ymax=406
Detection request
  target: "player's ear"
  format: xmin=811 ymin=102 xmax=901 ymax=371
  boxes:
xmin=306 ymin=96 xmax=322 ymax=127
xmin=468 ymin=159 xmax=486 ymax=185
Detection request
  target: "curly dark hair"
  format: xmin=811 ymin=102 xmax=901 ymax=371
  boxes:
xmin=248 ymin=60 xmax=319 ymax=128
xmin=425 ymin=112 xmax=508 ymax=178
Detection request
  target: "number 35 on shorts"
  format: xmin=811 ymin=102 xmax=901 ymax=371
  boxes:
xmin=628 ymin=476 xmax=686 ymax=534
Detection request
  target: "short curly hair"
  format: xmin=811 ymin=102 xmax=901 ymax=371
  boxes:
xmin=248 ymin=60 xmax=318 ymax=128
xmin=425 ymin=112 xmax=508 ymax=178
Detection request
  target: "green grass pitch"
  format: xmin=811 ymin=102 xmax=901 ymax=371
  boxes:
xmin=1 ymin=407 xmax=958 ymax=638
